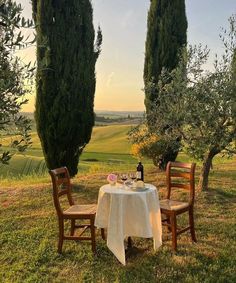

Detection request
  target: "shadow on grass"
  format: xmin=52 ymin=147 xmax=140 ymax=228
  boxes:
xmin=202 ymin=187 xmax=236 ymax=205
xmin=82 ymin=158 xmax=99 ymax=162
xmin=213 ymin=187 xmax=236 ymax=199
xmin=71 ymin=183 xmax=99 ymax=203
xmin=211 ymin=169 xmax=236 ymax=181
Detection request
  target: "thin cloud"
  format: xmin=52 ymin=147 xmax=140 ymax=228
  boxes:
xmin=106 ymin=72 xmax=115 ymax=87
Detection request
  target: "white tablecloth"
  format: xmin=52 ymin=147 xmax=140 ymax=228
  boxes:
xmin=95 ymin=183 xmax=162 ymax=265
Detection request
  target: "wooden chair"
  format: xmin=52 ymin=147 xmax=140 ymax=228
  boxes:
xmin=160 ymin=161 xmax=197 ymax=251
xmin=49 ymin=167 xmax=98 ymax=254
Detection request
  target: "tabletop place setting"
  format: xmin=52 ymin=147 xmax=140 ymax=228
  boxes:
xmin=106 ymin=161 xmax=150 ymax=192
xmin=107 ymin=173 xmax=148 ymax=191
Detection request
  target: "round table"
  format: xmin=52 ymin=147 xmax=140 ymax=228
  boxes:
xmin=95 ymin=183 xmax=162 ymax=265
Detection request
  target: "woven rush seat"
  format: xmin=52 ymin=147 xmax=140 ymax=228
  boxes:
xmin=64 ymin=204 xmax=97 ymax=215
xmin=160 ymin=199 xmax=189 ymax=211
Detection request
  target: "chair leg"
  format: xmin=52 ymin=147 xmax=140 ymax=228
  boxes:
xmin=101 ymin=228 xmax=106 ymax=240
xmin=90 ymin=218 xmax=96 ymax=254
xmin=189 ymin=208 xmax=197 ymax=242
xmin=70 ymin=219 xmax=75 ymax=236
xmin=170 ymin=214 xmax=177 ymax=251
xmin=127 ymin=236 xmax=132 ymax=249
xmin=58 ymin=219 xmax=64 ymax=253
xmin=166 ymin=216 xmax=172 ymax=232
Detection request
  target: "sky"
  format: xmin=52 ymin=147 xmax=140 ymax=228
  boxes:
xmin=18 ymin=0 xmax=236 ymax=112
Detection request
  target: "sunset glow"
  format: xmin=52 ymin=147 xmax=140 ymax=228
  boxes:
xmin=18 ymin=0 xmax=236 ymax=112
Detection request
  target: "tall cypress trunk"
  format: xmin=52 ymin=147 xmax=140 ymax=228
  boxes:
xmin=198 ymin=148 xmax=220 ymax=191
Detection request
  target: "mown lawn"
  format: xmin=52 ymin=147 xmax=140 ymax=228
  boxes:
xmin=0 ymin=159 xmax=236 ymax=283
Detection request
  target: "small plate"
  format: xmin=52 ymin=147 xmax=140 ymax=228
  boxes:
xmin=131 ymin=187 xmax=149 ymax=192
xmin=124 ymin=180 xmax=133 ymax=187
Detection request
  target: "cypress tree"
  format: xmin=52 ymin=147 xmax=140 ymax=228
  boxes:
xmin=32 ymin=0 xmax=102 ymax=176
xmin=144 ymin=0 xmax=187 ymax=169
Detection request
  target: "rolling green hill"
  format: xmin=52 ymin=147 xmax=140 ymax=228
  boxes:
xmin=85 ymin=125 xmax=132 ymax=154
xmin=1 ymin=125 xmax=235 ymax=180
xmin=2 ymin=125 xmax=133 ymax=153
xmin=0 ymin=125 xmax=138 ymax=178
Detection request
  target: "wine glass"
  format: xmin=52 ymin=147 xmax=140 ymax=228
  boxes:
xmin=129 ymin=173 xmax=136 ymax=184
xmin=120 ymin=173 xmax=128 ymax=184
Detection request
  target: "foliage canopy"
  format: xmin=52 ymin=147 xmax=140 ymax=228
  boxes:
xmin=0 ymin=0 xmax=34 ymax=165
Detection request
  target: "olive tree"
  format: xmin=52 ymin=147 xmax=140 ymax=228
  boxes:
xmin=0 ymin=0 xmax=34 ymax=165
xmin=145 ymin=15 xmax=236 ymax=190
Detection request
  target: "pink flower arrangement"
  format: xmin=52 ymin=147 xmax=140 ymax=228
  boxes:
xmin=107 ymin=173 xmax=117 ymax=185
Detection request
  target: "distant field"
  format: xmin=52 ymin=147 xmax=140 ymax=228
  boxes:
xmin=85 ymin=125 xmax=132 ymax=154
xmin=2 ymin=125 xmax=133 ymax=152
xmin=0 ymin=125 xmax=144 ymax=179
xmin=1 ymin=124 xmax=235 ymax=182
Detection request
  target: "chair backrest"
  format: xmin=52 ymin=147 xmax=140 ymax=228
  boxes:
xmin=166 ymin=161 xmax=196 ymax=205
xmin=49 ymin=167 xmax=74 ymax=216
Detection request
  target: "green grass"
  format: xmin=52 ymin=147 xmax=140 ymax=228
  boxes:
xmin=0 ymin=125 xmax=236 ymax=282
xmin=0 ymin=162 xmax=236 ymax=282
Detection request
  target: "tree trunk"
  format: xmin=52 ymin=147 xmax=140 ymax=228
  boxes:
xmin=152 ymin=148 xmax=179 ymax=170
xmin=158 ymin=147 xmax=179 ymax=170
xmin=198 ymin=148 xmax=219 ymax=191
